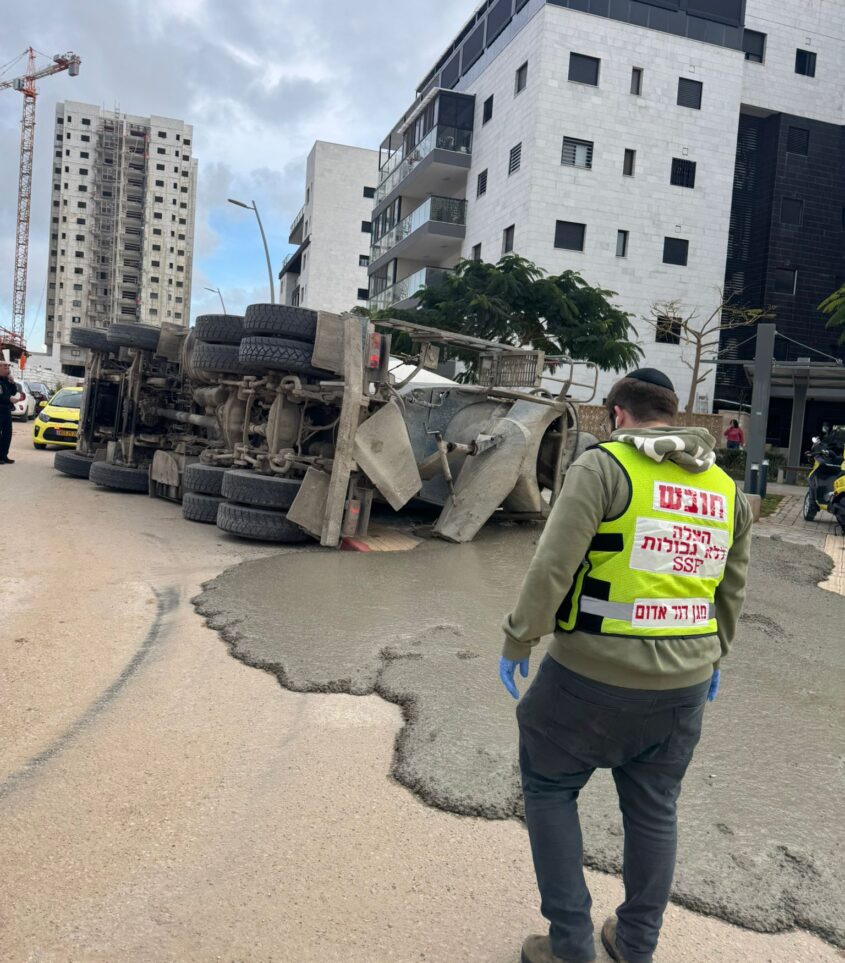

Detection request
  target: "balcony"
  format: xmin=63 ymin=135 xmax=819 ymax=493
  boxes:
xmin=375 ymin=124 xmax=472 ymax=207
xmin=370 ymin=196 xmax=466 ymax=269
xmin=369 ymin=267 xmax=453 ymax=313
xmin=289 ymin=204 xmax=305 ymax=245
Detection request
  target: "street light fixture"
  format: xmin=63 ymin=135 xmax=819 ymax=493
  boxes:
xmin=227 ymin=197 xmax=275 ymax=304
xmin=204 ymin=286 xmax=227 ymax=314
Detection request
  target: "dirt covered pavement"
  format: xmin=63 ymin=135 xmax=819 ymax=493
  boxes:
xmin=1 ymin=429 xmax=841 ymax=962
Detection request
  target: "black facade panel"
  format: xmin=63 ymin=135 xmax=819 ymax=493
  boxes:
xmin=442 ymin=50 xmax=461 ymax=89
xmin=686 ymin=0 xmax=743 ymax=25
xmin=486 ymin=0 xmax=513 ymax=43
xmin=461 ymin=22 xmax=485 ymax=74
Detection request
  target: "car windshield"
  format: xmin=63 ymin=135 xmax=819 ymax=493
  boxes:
xmin=50 ymin=389 xmax=82 ymax=409
xmin=26 ymin=381 xmax=49 ymax=394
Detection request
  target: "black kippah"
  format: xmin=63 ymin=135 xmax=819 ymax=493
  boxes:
xmin=626 ymin=367 xmax=675 ymax=392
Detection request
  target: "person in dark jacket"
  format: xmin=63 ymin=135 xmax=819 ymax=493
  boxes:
xmin=0 ymin=358 xmax=23 ymax=465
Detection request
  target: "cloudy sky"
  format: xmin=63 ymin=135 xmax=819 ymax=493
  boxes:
xmin=0 ymin=0 xmax=471 ymax=349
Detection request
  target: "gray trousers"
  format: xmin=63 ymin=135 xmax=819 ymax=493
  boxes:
xmin=517 ymin=656 xmax=709 ymax=963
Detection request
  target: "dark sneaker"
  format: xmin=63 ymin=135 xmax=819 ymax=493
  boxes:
xmin=521 ymin=934 xmax=592 ymax=963
xmin=0 ymin=457 xmax=14 ymax=464
xmin=600 ymin=918 xmax=631 ymax=963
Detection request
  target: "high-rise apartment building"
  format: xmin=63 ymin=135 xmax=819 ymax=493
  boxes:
xmin=46 ymin=100 xmax=198 ymax=374
xmin=281 ymin=141 xmax=380 ymax=315
xmin=367 ymin=0 xmax=845 ymax=416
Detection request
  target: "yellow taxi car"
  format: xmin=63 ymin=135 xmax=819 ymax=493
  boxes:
xmin=32 ymin=386 xmax=84 ymax=449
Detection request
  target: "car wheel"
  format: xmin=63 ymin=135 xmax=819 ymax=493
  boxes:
xmin=191 ymin=340 xmax=242 ymax=375
xmin=182 ymin=492 xmax=225 ymax=524
xmin=89 ymin=460 xmax=150 ymax=492
xmin=106 ymin=322 xmax=161 ymax=352
xmin=803 ymin=490 xmax=819 ymax=522
xmin=183 ymin=463 xmax=230 ymax=496
xmin=54 ymin=450 xmax=94 ymax=479
xmin=238 ymin=336 xmax=331 ymax=378
xmin=221 ymin=470 xmax=302 ymax=510
xmin=194 ymin=314 xmax=245 ymax=345
xmin=243 ymin=303 xmax=318 ymax=343
xmin=216 ymin=501 xmax=311 ymax=543
xmin=33 ymin=442 xmax=47 ymax=450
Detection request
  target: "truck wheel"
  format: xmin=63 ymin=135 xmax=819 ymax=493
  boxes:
xmin=184 ymin=463 xmax=229 ymax=496
xmin=54 ymin=450 xmax=93 ymax=479
xmin=89 ymin=461 xmax=150 ymax=492
xmin=243 ymin=303 xmax=318 ymax=343
xmin=191 ymin=340 xmax=241 ymax=374
xmin=106 ymin=323 xmax=161 ymax=352
xmin=222 ymin=470 xmax=302 ymax=510
xmin=194 ymin=314 xmax=245 ymax=345
xmin=216 ymin=502 xmax=311 ymax=543
xmin=803 ymin=490 xmax=819 ymax=521
xmin=70 ymin=327 xmax=113 ymax=353
xmin=182 ymin=492 xmax=225 ymax=524
xmin=238 ymin=336 xmax=331 ymax=378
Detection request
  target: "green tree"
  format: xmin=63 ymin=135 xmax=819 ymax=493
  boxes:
xmin=819 ymin=283 xmax=845 ymax=343
xmin=374 ymin=255 xmax=641 ymax=372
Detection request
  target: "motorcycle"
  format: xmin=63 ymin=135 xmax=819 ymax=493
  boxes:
xmin=803 ymin=436 xmax=845 ymax=532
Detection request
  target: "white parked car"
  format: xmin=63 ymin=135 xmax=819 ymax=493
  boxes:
xmin=11 ymin=381 xmax=36 ymax=420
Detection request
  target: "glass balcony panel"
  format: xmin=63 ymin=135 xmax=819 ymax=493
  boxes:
xmin=370 ymin=196 xmax=467 ymax=262
xmin=369 ymin=267 xmax=452 ymax=313
xmin=375 ymin=125 xmax=473 ymax=203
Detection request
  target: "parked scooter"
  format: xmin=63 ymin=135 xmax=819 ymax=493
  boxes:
xmin=803 ymin=435 xmax=845 ymax=532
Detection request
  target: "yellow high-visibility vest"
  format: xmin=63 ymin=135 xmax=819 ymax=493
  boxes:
xmin=557 ymin=441 xmax=737 ymax=638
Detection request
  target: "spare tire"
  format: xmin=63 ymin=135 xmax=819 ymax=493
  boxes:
xmin=107 ymin=322 xmax=161 ymax=352
xmin=238 ymin=336 xmax=331 ymax=378
xmin=54 ymin=449 xmax=94 ymax=479
xmin=222 ymin=470 xmax=302 ymax=510
xmin=194 ymin=314 xmax=245 ymax=345
xmin=191 ymin=340 xmax=241 ymax=375
xmin=89 ymin=460 xmax=150 ymax=492
xmin=217 ymin=502 xmax=311 ymax=543
xmin=184 ymin=463 xmax=229 ymax=496
xmin=182 ymin=492 xmax=225 ymax=524
xmin=243 ymin=304 xmax=318 ymax=343
xmin=70 ymin=327 xmax=113 ymax=353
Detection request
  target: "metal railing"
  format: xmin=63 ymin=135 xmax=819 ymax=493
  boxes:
xmin=369 ymin=266 xmax=452 ymax=312
xmin=370 ymin=196 xmax=467 ymax=261
xmin=289 ymin=204 xmax=305 ymax=238
xmin=375 ymin=125 xmax=472 ymax=203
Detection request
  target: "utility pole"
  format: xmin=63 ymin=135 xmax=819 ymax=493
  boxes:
xmin=744 ymin=323 xmax=776 ymax=494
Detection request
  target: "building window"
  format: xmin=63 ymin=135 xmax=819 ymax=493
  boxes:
xmin=787 ymin=126 xmax=810 ymax=155
xmin=357 ymin=288 xmax=369 ymax=301
xmin=561 ymin=137 xmax=593 ymax=169
xmin=81 ymin=134 xmax=90 ymax=142
xmin=80 ymin=151 xmax=89 ymax=159
xmin=477 ymin=168 xmax=488 ymax=196
xmin=655 ymin=315 xmax=682 ymax=344
xmin=483 ymin=95 xmax=494 ymax=124
xmin=502 ymin=225 xmax=515 ymax=254
xmin=554 ymin=220 xmax=586 ymax=251
xmin=157 ymin=130 xmax=167 ymax=138
xmin=79 ymin=167 xmax=88 ymax=176
xmin=472 ymin=243 xmax=482 ymax=262
xmin=359 ymin=254 xmax=370 ymax=267
xmin=616 ymin=230 xmax=629 ymax=258
xmin=677 ymin=78 xmax=703 ymax=110
xmin=663 ymin=237 xmax=689 ymax=266
xmin=774 ymin=267 xmax=797 ymax=294
xmin=795 ymin=49 xmax=816 ymax=77
xmin=631 ymin=67 xmax=643 ymax=95
xmin=156 ymin=163 xmax=165 ymax=171
xmin=670 ymin=158 xmax=697 ymax=188
xmin=363 ymin=186 xmax=375 ymax=199
xmin=623 ymin=149 xmax=636 ymax=176
xmin=743 ymin=30 xmax=766 ymax=63
xmin=569 ymin=53 xmax=600 ymax=86
xmin=157 ymin=147 xmax=165 ymax=155
xmin=780 ymin=198 xmax=803 ymax=225
xmin=515 ymin=62 xmax=528 ymax=95
xmin=361 ymin=220 xmax=372 ymax=234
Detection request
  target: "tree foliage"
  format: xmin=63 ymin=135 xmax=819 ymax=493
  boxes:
xmin=819 ymin=283 xmax=845 ymax=343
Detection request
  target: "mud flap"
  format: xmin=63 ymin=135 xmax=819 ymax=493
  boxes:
xmin=352 ymin=401 xmax=422 ymax=511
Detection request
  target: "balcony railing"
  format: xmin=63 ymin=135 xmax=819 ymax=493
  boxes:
xmin=371 ymin=195 xmax=467 ymax=262
xmin=375 ymin=125 xmax=472 ymax=204
xmin=289 ymin=204 xmax=305 ymax=238
xmin=369 ymin=267 xmax=452 ymax=313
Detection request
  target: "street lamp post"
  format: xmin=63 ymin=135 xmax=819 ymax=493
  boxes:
xmin=204 ymin=286 xmax=227 ymax=314
xmin=228 ymin=198 xmax=275 ymax=304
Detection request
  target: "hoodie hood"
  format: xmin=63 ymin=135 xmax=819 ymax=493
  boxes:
xmin=611 ymin=426 xmax=717 ymax=474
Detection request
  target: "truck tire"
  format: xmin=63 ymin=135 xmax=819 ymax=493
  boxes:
xmin=191 ymin=340 xmax=241 ymax=374
xmin=107 ymin=323 xmax=161 ymax=352
xmin=70 ymin=327 xmax=113 ymax=353
xmin=89 ymin=460 xmax=150 ymax=492
xmin=194 ymin=314 xmax=245 ymax=344
xmin=243 ymin=303 xmax=318 ymax=343
xmin=216 ymin=502 xmax=311 ymax=543
xmin=184 ymin=463 xmax=229 ymax=496
xmin=222 ymin=470 xmax=302 ymax=510
xmin=54 ymin=450 xmax=94 ymax=479
xmin=182 ymin=492 xmax=225 ymax=524
xmin=803 ymin=490 xmax=819 ymax=522
xmin=238 ymin=336 xmax=331 ymax=378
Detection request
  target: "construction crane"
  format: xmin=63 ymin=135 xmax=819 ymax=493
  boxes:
xmin=0 ymin=47 xmax=80 ymax=358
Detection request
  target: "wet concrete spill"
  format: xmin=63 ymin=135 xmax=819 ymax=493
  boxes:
xmin=194 ymin=528 xmax=845 ymax=948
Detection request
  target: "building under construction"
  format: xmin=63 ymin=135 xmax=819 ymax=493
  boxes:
xmin=45 ymin=100 xmax=198 ymax=375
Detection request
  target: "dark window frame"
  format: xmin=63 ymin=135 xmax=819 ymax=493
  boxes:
xmin=631 ymin=67 xmax=643 ymax=95
xmin=795 ymin=48 xmax=816 ymax=77
xmin=670 ymin=158 xmax=697 ymax=188
xmin=483 ymin=95 xmax=494 ymax=124
xmin=743 ymin=29 xmax=766 ymax=63
xmin=562 ymin=137 xmax=594 ymax=169
xmin=663 ymin=237 xmax=689 ymax=266
xmin=554 ymin=220 xmax=586 ymax=252
xmin=774 ymin=267 xmax=797 ymax=295
xmin=502 ymin=224 xmax=515 ymax=254
xmin=515 ymin=62 xmax=528 ymax=95
xmin=655 ymin=315 xmax=682 ymax=345
xmin=677 ymin=77 xmax=703 ymax=110
xmin=569 ymin=52 xmax=600 ymax=87
xmin=780 ymin=197 xmax=803 ymax=226
xmin=477 ymin=168 xmax=489 ymax=197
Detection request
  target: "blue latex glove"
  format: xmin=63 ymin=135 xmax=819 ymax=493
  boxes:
xmin=499 ymin=656 xmax=529 ymax=700
xmin=707 ymin=668 xmax=721 ymax=702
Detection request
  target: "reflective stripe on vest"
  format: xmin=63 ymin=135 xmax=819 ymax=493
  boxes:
xmin=557 ymin=441 xmax=737 ymax=638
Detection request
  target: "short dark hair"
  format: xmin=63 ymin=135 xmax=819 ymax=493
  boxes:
xmin=606 ymin=377 xmax=678 ymax=424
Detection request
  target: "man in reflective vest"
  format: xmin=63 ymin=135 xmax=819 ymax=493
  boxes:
xmin=501 ymin=369 xmax=752 ymax=963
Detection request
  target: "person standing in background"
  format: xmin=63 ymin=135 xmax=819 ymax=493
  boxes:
xmin=723 ymin=419 xmax=744 ymax=450
xmin=0 ymin=356 xmax=23 ymax=465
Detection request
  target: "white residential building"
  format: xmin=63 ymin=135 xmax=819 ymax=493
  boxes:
xmin=368 ymin=0 xmax=845 ymax=415
xmin=281 ymin=141 xmax=380 ymax=314
xmin=45 ymin=101 xmax=198 ymax=375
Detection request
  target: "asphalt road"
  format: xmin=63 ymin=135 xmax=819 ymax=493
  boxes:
xmin=196 ymin=523 xmax=845 ymax=949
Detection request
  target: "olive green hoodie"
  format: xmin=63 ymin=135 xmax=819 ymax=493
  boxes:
xmin=502 ymin=426 xmax=753 ymax=689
